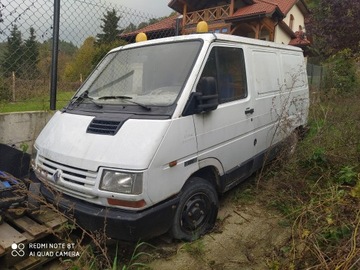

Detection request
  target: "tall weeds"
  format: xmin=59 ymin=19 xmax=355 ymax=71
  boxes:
xmin=257 ymin=90 xmax=360 ymax=269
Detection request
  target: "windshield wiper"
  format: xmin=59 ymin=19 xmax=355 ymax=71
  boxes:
xmin=69 ymin=91 xmax=103 ymax=109
xmin=98 ymin=95 xmax=151 ymax=111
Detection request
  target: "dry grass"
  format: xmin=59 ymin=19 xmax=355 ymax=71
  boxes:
xmin=255 ymin=89 xmax=360 ymax=269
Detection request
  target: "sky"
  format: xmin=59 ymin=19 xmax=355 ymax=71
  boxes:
xmin=109 ymin=0 xmax=173 ymax=17
xmin=0 ymin=0 xmax=175 ymax=46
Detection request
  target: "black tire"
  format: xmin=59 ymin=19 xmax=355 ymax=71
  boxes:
xmin=171 ymin=177 xmax=218 ymax=241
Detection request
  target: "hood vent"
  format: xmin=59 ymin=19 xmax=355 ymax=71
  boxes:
xmin=87 ymin=119 xmax=123 ymax=135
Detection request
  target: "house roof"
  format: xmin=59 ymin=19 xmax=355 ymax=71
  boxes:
xmin=135 ymin=14 xmax=178 ymax=34
xmin=169 ymin=0 xmax=255 ymax=13
xmin=289 ymin=30 xmax=311 ymax=47
xmin=120 ymin=14 xmax=179 ymax=39
xmin=168 ymin=0 xmax=304 ymax=16
xmin=228 ymin=0 xmax=297 ymax=21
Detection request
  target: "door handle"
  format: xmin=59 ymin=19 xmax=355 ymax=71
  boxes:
xmin=245 ymin=108 xmax=254 ymax=115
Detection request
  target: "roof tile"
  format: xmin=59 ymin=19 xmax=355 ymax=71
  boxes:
xmin=231 ymin=0 xmax=297 ymax=18
xmin=121 ymin=14 xmax=178 ymax=37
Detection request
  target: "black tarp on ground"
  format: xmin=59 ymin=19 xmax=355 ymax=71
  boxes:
xmin=0 ymin=144 xmax=30 ymax=178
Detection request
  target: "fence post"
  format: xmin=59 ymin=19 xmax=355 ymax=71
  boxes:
xmin=50 ymin=0 xmax=61 ymax=110
xmin=12 ymin=71 xmax=15 ymax=102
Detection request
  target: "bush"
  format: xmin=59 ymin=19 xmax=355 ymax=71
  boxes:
xmin=323 ymin=49 xmax=359 ymax=94
xmin=0 ymin=76 xmax=11 ymax=101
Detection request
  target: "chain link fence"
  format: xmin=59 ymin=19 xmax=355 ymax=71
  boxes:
xmin=0 ymin=0 xmax=174 ymax=108
xmin=0 ymin=1 xmax=327 ymax=111
xmin=307 ymin=63 xmax=325 ymax=91
xmin=307 ymin=63 xmax=326 ymax=103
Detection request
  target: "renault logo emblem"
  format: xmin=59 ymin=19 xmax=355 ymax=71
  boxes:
xmin=52 ymin=169 xmax=63 ymax=182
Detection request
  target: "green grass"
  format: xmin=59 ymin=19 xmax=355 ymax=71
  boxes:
xmin=0 ymin=91 xmax=74 ymax=113
xmin=181 ymin=240 xmax=206 ymax=259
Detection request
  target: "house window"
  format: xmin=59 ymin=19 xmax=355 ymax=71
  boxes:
xmin=199 ymin=47 xmax=247 ymax=103
xmin=289 ymin=14 xmax=294 ymax=31
xmin=210 ymin=26 xmax=230 ymax=33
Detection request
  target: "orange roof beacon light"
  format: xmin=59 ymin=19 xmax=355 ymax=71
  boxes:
xmin=196 ymin=21 xmax=208 ymax=33
xmin=136 ymin=32 xmax=147 ymax=42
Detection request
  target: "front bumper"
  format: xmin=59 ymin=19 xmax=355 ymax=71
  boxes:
xmin=41 ymin=185 xmax=179 ymax=242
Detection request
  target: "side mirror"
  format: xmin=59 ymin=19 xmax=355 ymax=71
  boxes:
xmin=182 ymin=77 xmax=219 ymax=116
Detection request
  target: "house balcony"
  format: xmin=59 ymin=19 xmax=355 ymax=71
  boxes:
xmin=184 ymin=5 xmax=231 ymax=26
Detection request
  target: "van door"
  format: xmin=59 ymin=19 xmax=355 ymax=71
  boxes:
xmin=250 ymin=48 xmax=307 ymax=162
xmin=250 ymin=49 xmax=283 ymax=163
xmin=192 ymin=45 xmax=256 ymax=191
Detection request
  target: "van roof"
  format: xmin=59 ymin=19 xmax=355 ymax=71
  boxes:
xmin=111 ymin=33 xmax=303 ymax=53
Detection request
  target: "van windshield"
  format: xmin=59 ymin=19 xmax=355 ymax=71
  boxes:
xmin=75 ymin=40 xmax=202 ymax=108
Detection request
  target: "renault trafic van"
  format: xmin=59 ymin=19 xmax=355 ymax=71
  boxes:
xmin=32 ymin=32 xmax=309 ymax=241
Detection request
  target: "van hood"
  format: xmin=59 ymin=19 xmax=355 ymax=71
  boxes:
xmin=35 ymin=111 xmax=170 ymax=171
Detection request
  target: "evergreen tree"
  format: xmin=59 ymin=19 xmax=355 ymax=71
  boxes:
xmin=96 ymin=8 xmax=122 ymax=45
xmin=23 ymin=27 xmax=39 ymax=78
xmin=2 ymin=24 xmax=23 ymax=77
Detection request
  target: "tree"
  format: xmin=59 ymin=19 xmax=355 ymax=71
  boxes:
xmin=23 ymin=27 xmax=40 ymax=78
xmin=323 ymin=49 xmax=358 ymax=93
xmin=307 ymin=0 xmax=360 ymax=57
xmin=64 ymin=36 xmax=97 ymax=81
xmin=123 ymin=22 xmax=137 ymax=34
xmin=304 ymin=0 xmax=320 ymax=9
xmin=37 ymin=39 xmax=78 ymax=80
xmin=91 ymin=39 xmax=127 ymax=68
xmin=93 ymin=9 xmax=127 ymax=66
xmin=2 ymin=24 xmax=23 ymax=77
xmin=96 ymin=8 xmax=122 ymax=45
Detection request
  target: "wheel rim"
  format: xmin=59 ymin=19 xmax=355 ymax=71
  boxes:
xmin=180 ymin=192 xmax=212 ymax=233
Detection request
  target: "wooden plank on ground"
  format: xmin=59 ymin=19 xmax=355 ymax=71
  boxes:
xmin=0 ymin=222 xmax=27 ymax=250
xmin=13 ymin=256 xmax=40 ymax=270
xmin=12 ymin=216 xmax=48 ymax=238
xmin=21 ymin=232 xmax=34 ymax=242
xmin=31 ymin=206 xmax=67 ymax=229
xmin=14 ymin=256 xmax=54 ymax=270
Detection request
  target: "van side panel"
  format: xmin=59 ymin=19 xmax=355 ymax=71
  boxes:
xmin=249 ymin=47 xmax=309 ymax=157
xmin=281 ymin=51 xmax=309 ymax=128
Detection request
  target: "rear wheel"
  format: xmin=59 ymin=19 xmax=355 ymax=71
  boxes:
xmin=171 ymin=177 xmax=218 ymax=241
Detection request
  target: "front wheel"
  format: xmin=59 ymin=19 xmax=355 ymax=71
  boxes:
xmin=170 ymin=177 xmax=218 ymax=241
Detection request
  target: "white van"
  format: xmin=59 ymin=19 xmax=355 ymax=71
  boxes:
xmin=32 ymin=33 xmax=309 ymax=241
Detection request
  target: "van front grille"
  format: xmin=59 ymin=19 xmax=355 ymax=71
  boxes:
xmin=37 ymin=156 xmax=97 ymax=188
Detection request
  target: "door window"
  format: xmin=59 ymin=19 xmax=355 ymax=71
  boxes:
xmin=199 ymin=47 xmax=247 ymax=103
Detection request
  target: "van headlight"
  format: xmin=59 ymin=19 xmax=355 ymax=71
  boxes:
xmin=100 ymin=170 xmax=143 ymax=194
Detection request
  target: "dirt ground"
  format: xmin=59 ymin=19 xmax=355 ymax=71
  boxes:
xmin=145 ymin=182 xmax=292 ymax=270
xmin=45 ymin=179 xmax=293 ymax=270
